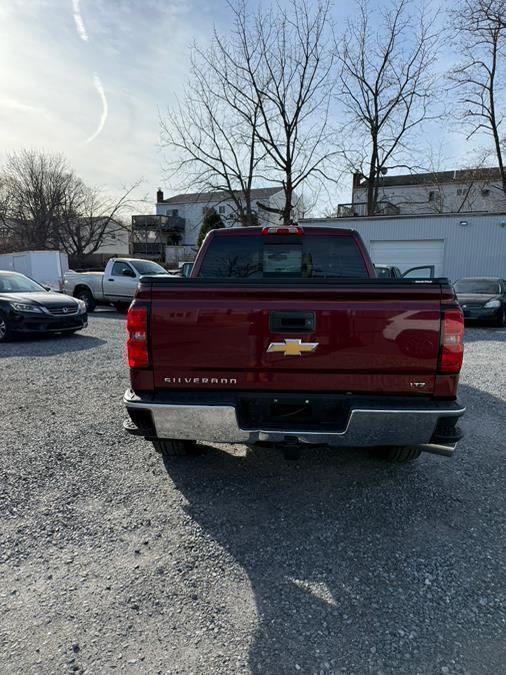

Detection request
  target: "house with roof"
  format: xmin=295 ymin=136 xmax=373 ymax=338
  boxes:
xmin=342 ymin=168 xmax=506 ymax=217
xmin=155 ymin=187 xmax=304 ymax=247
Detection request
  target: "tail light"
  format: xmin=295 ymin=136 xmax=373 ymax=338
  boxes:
xmin=127 ymin=304 xmax=150 ymax=369
xmin=262 ymin=225 xmax=304 ymax=235
xmin=439 ymin=309 xmax=464 ymax=373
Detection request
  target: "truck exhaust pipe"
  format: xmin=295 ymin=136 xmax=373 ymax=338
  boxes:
xmin=417 ymin=443 xmax=456 ymax=458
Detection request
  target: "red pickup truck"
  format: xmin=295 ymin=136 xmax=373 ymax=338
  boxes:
xmin=124 ymin=226 xmax=465 ymax=463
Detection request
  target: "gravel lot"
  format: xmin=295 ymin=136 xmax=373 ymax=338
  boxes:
xmin=1 ymin=312 xmax=505 ymax=674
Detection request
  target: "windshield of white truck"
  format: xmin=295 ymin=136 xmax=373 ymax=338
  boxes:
xmin=198 ymin=235 xmax=369 ymax=278
xmin=130 ymin=260 xmax=167 ymax=275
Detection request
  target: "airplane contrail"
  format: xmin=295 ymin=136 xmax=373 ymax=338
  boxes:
xmin=71 ymin=1 xmax=109 ymax=143
xmin=85 ymin=74 xmax=109 ymax=144
xmin=72 ymin=0 xmax=88 ymax=41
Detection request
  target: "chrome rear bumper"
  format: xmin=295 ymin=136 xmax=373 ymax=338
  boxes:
xmin=124 ymin=390 xmax=465 ymax=456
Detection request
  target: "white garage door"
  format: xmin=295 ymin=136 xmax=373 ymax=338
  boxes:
xmin=369 ymin=239 xmax=445 ymax=276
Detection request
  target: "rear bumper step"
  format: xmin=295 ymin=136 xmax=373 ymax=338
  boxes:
xmin=124 ymin=389 xmax=465 ymax=455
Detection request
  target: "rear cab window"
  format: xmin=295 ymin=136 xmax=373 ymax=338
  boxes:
xmin=198 ymin=234 xmax=369 ymax=279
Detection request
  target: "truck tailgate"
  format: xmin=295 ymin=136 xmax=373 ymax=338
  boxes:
xmin=148 ymin=281 xmax=443 ymax=395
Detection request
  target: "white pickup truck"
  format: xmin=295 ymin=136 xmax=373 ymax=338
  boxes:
xmin=63 ymin=257 xmax=168 ymax=311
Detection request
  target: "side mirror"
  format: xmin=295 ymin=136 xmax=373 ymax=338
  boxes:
xmin=43 ymin=285 xmax=51 ymax=291
xmin=122 ymin=269 xmax=136 ymax=278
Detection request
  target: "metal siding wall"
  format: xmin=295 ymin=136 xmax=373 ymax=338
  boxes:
xmin=302 ymin=213 xmax=506 ymax=282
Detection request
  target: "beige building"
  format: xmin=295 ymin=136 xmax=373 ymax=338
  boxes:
xmin=343 ymin=168 xmax=506 ymax=217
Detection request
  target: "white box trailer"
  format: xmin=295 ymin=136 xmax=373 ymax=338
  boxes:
xmin=0 ymin=250 xmax=69 ymax=291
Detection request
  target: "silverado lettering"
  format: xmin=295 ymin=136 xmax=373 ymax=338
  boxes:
xmin=164 ymin=377 xmax=238 ymax=385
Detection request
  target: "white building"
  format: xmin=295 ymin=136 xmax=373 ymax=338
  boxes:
xmin=94 ymin=227 xmax=130 ymax=256
xmin=346 ymin=168 xmax=506 ymax=217
xmin=301 ymin=211 xmax=506 ymax=282
xmin=156 ymin=187 xmax=304 ymax=247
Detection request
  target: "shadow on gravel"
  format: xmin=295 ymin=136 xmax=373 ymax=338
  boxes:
xmin=163 ymin=383 xmax=505 ymax=673
xmin=0 ymin=333 xmax=106 ymax=357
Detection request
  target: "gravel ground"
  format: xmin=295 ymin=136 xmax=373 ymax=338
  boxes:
xmin=0 ymin=312 xmax=505 ymax=674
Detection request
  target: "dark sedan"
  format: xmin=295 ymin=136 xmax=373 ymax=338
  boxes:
xmin=454 ymin=277 xmax=506 ymax=327
xmin=0 ymin=271 xmax=88 ymax=342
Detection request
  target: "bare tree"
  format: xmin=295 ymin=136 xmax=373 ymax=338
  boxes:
xmin=0 ymin=149 xmax=140 ymax=262
xmin=449 ymin=0 xmax=506 ymax=195
xmin=0 ymin=150 xmax=75 ymax=250
xmin=231 ymin=0 xmax=337 ymax=224
xmin=337 ymin=0 xmax=441 ymax=215
xmin=57 ymin=181 xmax=141 ymax=260
xmin=161 ymin=49 xmax=263 ymax=227
xmin=162 ymin=0 xmax=337 ymax=225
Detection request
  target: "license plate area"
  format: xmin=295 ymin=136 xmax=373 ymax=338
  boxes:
xmin=271 ymin=401 xmax=313 ymax=422
xmin=237 ymin=394 xmax=350 ymax=432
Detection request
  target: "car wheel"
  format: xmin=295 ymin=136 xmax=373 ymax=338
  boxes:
xmin=0 ymin=313 xmax=13 ymax=342
xmin=374 ymin=446 xmax=422 ymax=463
xmin=113 ymin=302 xmax=129 ymax=313
xmin=494 ymin=306 xmax=506 ymax=327
xmin=152 ymin=439 xmax=199 ymax=458
xmin=75 ymin=289 xmax=96 ymax=312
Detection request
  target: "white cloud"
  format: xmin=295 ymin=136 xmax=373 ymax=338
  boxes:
xmin=84 ymin=74 xmax=108 ymax=144
xmin=72 ymin=0 xmax=88 ymax=41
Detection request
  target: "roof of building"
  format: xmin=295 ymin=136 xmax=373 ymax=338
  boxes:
xmin=159 ymin=187 xmax=281 ymax=205
xmin=357 ymin=167 xmax=502 ymax=188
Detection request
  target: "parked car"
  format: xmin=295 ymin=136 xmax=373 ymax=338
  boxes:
xmin=0 ymin=271 xmax=87 ymax=342
xmin=63 ymin=257 xmax=168 ymax=311
xmin=124 ymin=225 xmax=465 ymax=464
xmin=454 ymin=277 xmax=506 ymax=326
xmin=0 ymin=250 xmax=69 ymax=292
xmin=374 ymin=264 xmax=435 ymax=279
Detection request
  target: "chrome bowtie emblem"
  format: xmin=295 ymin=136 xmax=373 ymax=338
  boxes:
xmin=267 ymin=338 xmax=319 ymax=357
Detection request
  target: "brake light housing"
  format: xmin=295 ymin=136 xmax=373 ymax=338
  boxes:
xmin=127 ymin=304 xmax=150 ymax=369
xmin=262 ymin=225 xmax=304 ymax=235
xmin=439 ymin=309 xmax=464 ymax=373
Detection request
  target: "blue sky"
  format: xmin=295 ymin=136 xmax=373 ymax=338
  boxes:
xmin=0 ymin=0 xmax=224 ymax=204
xmin=0 ymin=0 xmax=483 ymax=214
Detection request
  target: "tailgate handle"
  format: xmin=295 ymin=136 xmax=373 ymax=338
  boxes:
xmin=269 ymin=311 xmax=315 ymax=333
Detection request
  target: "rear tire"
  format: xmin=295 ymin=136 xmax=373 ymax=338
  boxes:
xmin=113 ymin=302 xmax=129 ymax=313
xmin=0 ymin=312 xmax=13 ymax=342
xmin=494 ymin=306 xmax=506 ymax=327
xmin=375 ymin=446 xmax=422 ymax=463
xmin=152 ymin=438 xmax=198 ymax=458
xmin=75 ymin=288 xmax=96 ymax=312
